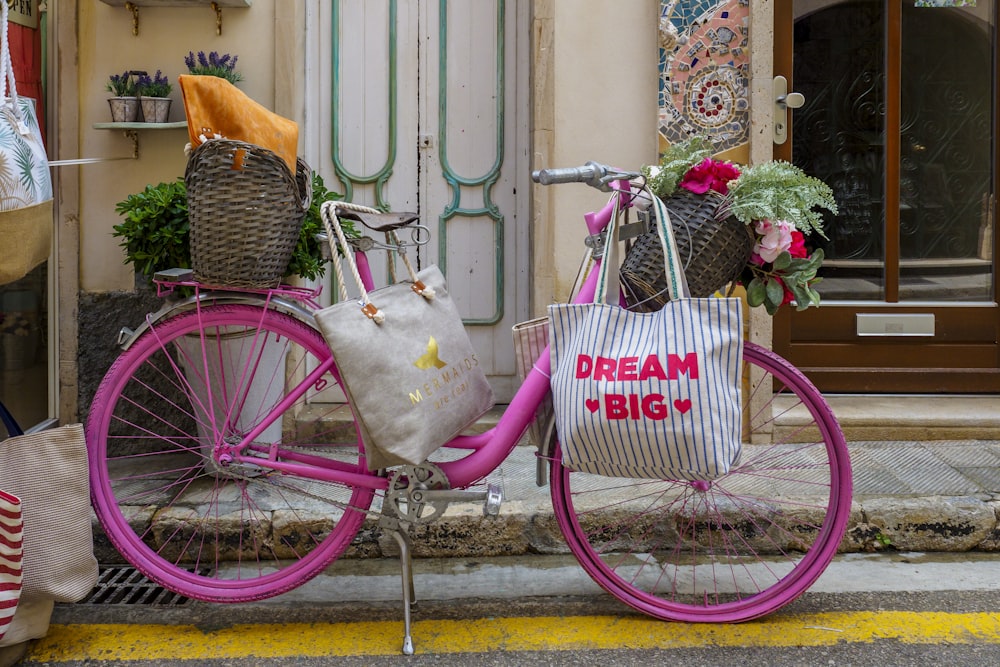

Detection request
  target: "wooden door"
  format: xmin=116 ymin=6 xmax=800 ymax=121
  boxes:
xmin=773 ymin=0 xmax=1000 ymax=392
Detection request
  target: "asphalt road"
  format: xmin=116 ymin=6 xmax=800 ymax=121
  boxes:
xmin=14 ymin=552 xmax=1000 ymax=665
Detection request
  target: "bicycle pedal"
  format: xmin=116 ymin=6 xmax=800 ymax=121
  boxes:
xmin=483 ymin=483 xmax=503 ymax=517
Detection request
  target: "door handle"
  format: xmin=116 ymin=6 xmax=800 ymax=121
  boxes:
xmin=773 ymin=75 xmax=805 ymax=145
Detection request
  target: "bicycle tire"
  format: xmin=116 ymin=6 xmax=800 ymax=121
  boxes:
xmin=87 ymin=303 xmax=377 ymax=602
xmin=550 ymin=340 xmax=852 ymax=622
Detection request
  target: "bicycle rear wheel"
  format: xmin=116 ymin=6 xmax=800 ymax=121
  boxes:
xmin=551 ymin=341 xmax=851 ymax=622
xmin=87 ymin=303 xmax=377 ymax=602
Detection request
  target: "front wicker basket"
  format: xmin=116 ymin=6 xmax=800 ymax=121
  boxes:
xmin=185 ymin=140 xmax=311 ymax=288
xmin=621 ymin=189 xmax=754 ymax=311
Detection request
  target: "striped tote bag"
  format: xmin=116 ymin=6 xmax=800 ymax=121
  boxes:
xmin=548 ymin=187 xmax=743 ymax=480
xmin=0 ymin=490 xmax=22 ymax=641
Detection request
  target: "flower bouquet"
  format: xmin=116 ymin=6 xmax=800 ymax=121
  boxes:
xmin=625 ymin=136 xmax=837 ymax=315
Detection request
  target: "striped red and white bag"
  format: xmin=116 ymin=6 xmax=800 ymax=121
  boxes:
xmin=0 ymin=490 xmax=22 ymax=641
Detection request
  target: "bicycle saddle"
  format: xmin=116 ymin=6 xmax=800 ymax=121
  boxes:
xmin=337 ymin=209 xmax=420 ymax=232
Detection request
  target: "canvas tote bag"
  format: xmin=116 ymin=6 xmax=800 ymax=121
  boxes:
xmin=315 ymin=203 xmax=495 ymax=470
xmin=0 ymin=402 xmax=98 ymax=603
xmin=548 ymin=188 xmax=743 ymax=480
xmin=0 ymin=1 xmax=53 ymax=286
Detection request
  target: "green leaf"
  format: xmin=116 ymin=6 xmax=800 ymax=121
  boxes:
xmin=764 ymin=294 xmax=780 ymax=316
xmin=789 ymin=283 xmax=810 ymax=306
xmin=786 ymin=257 xmax=813 ymax=271
xmin=765 ymin=277 xmax=785 ymax=306
xmin=772 ymin=251 xmax=792 ymax=270
xmin=725 ymin=160 xmax=837 ymax=237
xmin=747 ymin=277 xmax=767 ymax=307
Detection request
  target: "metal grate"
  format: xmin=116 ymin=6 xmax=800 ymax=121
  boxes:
xmin=80 ymin=565 xmax=201 ymax=606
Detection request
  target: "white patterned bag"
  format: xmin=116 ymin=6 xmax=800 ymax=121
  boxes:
xmin=0 ymin=1 xmax=53 ymax=286
xmin=548 ymin=189 xmax=743 ymax=480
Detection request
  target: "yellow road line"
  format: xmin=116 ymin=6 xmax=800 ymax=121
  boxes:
xmin=29 ymin=611 xmax=1000 ymax=661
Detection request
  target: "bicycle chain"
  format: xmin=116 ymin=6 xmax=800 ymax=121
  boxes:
xmin=211 ymin=452 xmax=452 ymax=528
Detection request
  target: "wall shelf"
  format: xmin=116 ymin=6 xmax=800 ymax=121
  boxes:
xmin=94 ymin=121 xmax=188 ymax=159
xmin=99 ymin=1 xmax=252 ymax=36
xmin=93 ymin=122 xmax=188 ymax=131
xmin=99 ymin=1 xmax=251 ymax=5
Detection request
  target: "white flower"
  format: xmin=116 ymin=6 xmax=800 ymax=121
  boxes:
xmin=753 ymin=219 xmax=795 ymax=264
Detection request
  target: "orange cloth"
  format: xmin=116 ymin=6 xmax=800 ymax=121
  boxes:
xmin=178 ymin=75 xmax=298 ymax=173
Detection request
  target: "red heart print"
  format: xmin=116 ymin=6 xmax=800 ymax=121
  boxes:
xmin=585 ymin=399 xmax=600 ymax=413
xmin=673 ymin=398 xmax=692 ymax=414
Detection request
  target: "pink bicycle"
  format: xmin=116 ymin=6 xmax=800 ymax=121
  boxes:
xmin=86 ymin=163 xmax=852 ymax=654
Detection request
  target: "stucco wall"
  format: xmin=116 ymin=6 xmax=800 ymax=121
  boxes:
xmin=533 ymin=0 xmax=660 ymax=308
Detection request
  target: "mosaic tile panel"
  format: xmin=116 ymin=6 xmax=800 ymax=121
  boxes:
xmin=659 ymin=0 xmax=750 ymax=152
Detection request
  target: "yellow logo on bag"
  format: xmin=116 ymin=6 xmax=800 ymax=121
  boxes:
xmin=407 ymin=337 xmax=481 ymax=409
xmin=413 ymin=337 xmax=448 ymax=370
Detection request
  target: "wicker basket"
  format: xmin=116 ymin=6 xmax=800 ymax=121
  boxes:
xmin=621 ymin=189 xmax=754 ymax=311
xmin=185 ymin=140 xmax=311 ymax=288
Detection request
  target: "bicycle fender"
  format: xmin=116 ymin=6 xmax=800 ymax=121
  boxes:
xmin=116 ymin=292 xmax=318 ymax=351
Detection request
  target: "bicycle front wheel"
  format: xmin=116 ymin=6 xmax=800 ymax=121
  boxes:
xmin=87 ymin=303 xmax=377 ymax=602
xmin=551 ymin=341 xmax=852 ymax=622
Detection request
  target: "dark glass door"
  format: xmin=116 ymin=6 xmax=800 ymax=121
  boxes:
xmin=774 ymin=0 xmax=1000 ymax=392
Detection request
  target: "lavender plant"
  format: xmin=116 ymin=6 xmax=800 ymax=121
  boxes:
xmin=184 ymin=51 xmax=242 ymax=84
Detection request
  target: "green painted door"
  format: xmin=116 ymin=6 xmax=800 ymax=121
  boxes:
xmin=318 ymin=0 xmax=529 ymax=401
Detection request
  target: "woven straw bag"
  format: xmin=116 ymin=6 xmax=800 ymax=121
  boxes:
xmin=185 ymin=139 xmax=311 ymax=288
xmin=621 ymin=189 xmax=754 ymax=311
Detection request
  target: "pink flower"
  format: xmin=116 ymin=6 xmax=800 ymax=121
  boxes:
xmin=752 ymin=219 xmax=795 ymax=264
xmin=679 ymin=158 xmax=740 ymax=195
xmin=788 ymin=230 xmax=807 ymax=258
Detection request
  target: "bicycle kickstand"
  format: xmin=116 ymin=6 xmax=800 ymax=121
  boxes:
xmin=388 ymin=522 xmax=417 ymax=655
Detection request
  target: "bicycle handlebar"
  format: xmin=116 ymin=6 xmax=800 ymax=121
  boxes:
xmin=531 ymin=161 xmax=643 ymax=191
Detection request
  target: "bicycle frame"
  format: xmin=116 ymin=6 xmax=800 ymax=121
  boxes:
xmin=89 ymin=167 xmax=852 ymax=652
xmin=199 ymin=180 xmax=638 ymax=494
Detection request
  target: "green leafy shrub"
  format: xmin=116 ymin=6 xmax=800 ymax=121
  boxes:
xmin=113 ymin=179 xmax=189 ymax=279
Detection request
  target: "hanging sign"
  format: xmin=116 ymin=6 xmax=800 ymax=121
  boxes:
xmin=6 ymin=1 xmax=38 ymax=29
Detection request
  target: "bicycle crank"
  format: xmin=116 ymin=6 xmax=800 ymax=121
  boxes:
xmin=385 ymin=463 xmax=503 ymax=525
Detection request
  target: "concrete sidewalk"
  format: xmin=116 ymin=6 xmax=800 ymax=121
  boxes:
xmin=393 ymin=438 xmax=1000 ymax=556
xmin=87 ymin=393 xmax=1000 ymax=567
xmin=88 ymin=437 xmax=1000 ymax=567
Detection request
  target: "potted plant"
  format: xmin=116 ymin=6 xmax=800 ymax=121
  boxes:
xmin=135 ymin=70 xmax=173 ymax=124
xmin=184 ymin=51 xmax=242 ymax=84
xmin=106 ymin=70 xmax=139 ymax=123
xmin=639 ymin=135 xmax=837 ymax=315
xmin=112 ymin=173 xmax=355 ymax=284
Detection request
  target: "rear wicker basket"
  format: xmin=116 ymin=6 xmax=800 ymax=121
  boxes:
xmin=621 ymin=189 xmax=754 ymax=311
xmin=185 ymin=139 xmax=311 ymax=288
